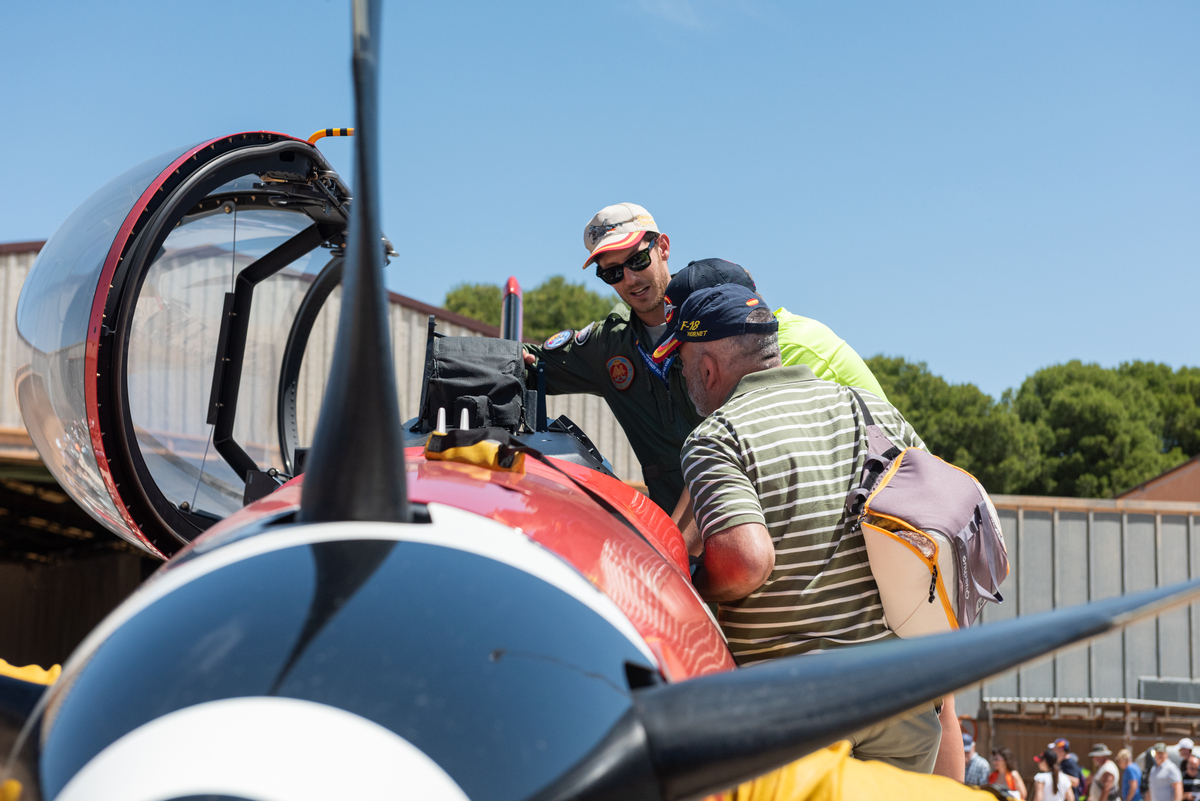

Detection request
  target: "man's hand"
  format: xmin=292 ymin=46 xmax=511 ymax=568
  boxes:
xmin=691 ymin=522 xmax=774 ymax=602
xmin=523 ymin=351 xmax=536 ymax=366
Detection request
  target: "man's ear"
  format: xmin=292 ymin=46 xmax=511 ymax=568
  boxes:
xmin=656 ymin=233 xmax=670 ymax=262
xmin=702 ymin=350 xmax=721 ymax=392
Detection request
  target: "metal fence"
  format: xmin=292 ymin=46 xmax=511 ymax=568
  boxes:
xmin=954 ymin=495 xmax=1200 ymax=716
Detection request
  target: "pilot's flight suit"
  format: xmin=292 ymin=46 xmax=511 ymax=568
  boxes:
xmin=525 ymin=303 xmax=703 ymax=513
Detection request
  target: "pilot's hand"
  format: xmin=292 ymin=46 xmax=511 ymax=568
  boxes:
xmin=523 ymin=351 xmax=536 ymax=366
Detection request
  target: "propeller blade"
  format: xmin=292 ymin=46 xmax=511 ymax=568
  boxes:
xmin=633 ymin=577 xmax=1200 ymax=800
xmin=298 ymin=0 xmax=408 ymax=524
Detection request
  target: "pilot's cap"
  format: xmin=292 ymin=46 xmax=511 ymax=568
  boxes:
xmin=582 ymin=203 xmax=659 ymax=268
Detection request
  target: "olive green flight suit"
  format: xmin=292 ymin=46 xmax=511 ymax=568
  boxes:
xmin=525 ymin=303 xmax=704 ymax=512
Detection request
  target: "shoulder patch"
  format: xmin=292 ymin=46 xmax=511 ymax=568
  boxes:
xmin=607 ymin=356 xmax=635 ymax=390
xmin=574 ymin=322 xmax=594 ymax=346
xmin=544 ymin=329 xmax=573 ymax=350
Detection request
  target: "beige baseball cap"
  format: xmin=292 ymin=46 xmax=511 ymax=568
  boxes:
xmin=581 ymin=203 xmax=659 ymax=268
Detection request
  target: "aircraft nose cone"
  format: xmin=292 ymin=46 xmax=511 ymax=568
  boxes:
xmin=18 ymin=521 xmax=658 ymax=801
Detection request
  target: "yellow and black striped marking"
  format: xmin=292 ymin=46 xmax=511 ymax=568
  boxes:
xmin=307 ymin=127 xmax=355 ymax=144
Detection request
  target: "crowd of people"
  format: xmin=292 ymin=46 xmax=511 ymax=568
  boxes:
xmin=959 ymin=736 xmax=1200 ymax=801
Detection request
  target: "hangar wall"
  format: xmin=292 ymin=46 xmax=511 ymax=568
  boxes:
xmin=955 ymin=496 xmax=1200 ymax=716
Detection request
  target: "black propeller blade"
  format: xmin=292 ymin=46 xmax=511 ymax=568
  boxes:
xmin=298 ymin=0 xmax=408 ymax=524
xmin=538 ymin=576 xmax=1200 ymax=801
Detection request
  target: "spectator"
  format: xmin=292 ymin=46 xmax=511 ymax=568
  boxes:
xmin=1182 ymin=755 xmax=1200 ymax=801
xmin=1089 ymin=744 xmax=1119 ymax=800
xmin=1116 ymin=748 xmax=1143 ymax=801
xmin=965 ymin=734 xmax=991 ymax=785
xmin=1051 ymin=739 xmax=1085 ymax=790
xmin=990 ymin=747 xmax=1029 ymax=799
xmin=1035 ymin=750 xmax=1077 ymax=801
xmin=1149 ymin=742 xmax=1182 ymax=801
xmin=674 ymin=284 xmax=944 ymax=773
xmin=1181 ymin=740 xmax=1196 ymax=770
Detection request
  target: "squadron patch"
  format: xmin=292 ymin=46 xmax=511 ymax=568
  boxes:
xmin=607 ymin=356 xmax=635 ymax=390
xmin=663 ymin=294 xmax=676 ymax=323
xmin=574 ymin=322 xmax=594 ymax=346
xmin=544 ymin=329 xmax=573 ymax=350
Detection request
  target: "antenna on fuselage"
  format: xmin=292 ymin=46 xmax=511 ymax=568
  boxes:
xmin=298 ymin=0 xmax=408 ymax=524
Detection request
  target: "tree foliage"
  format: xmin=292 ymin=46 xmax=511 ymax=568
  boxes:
xmin=443 ymin=283 xmax=503 ymax=328
xmin=445 ymin=276 xmax=618 ymax=342
xmin=868 ymin=356 xmax=1200 ymax=498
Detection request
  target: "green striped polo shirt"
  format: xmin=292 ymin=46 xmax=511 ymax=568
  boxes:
xmin=681 ymin=365 xmax=926 ymax=666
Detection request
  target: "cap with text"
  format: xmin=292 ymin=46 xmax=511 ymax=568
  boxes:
xmin=661 ymin=258 xmax=756 ymax=326
xmin=582 ymin=203 xmax=659 ymax=269
xmin=652 ymin=283 xmax=777 ymax=359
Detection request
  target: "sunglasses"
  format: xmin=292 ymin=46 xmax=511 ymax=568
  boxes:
xmin=595 ymin=233 xmax=659 ymax=285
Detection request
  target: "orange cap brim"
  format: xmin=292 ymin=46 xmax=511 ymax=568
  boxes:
xmin=581 ymin=231 xmax=646 ymax=269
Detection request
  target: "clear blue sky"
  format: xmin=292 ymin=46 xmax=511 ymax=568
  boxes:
xmin=2 ymin=1 xmax=1196 ymax=398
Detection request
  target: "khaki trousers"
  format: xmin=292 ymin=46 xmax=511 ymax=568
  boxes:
xmin=847 ymin=703 xmax=943 ymax=774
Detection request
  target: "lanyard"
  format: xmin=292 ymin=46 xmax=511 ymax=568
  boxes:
xmin=637 ymin=342 xmax=675 ymax=385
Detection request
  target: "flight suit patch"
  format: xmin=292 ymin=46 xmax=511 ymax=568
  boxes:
xmin=574 ymin=322 xmax=594 ymax=346
xmin=607 ymin=356 xmax=634 ymax=390
xmin=544 ymin=329 xmax=573 ymax=350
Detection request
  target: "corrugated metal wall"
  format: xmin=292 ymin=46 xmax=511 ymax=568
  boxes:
xmin=954 ymin=496 xmax=1200 ymax=716
xmin=0 ymin=250 xmax=35 ymax=433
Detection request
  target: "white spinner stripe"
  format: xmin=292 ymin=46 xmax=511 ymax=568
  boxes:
xmin=55 ymin=696 xmax=470 ymax=801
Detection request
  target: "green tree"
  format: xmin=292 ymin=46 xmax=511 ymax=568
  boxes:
xmin=866 ymin=356 xmax=1043 ymax=495
xmin=1013 ymin=361 xmax=1187 ymax=497
xmin=444 ymin=276 xmax=618 ymax=342
xmin=1118 ymin=361 xmax=1200 ymax=456
xmin=524 ymin=276 xmax=618 ymax=342
xmin=444 ymin=282 xmax=502 ymax=328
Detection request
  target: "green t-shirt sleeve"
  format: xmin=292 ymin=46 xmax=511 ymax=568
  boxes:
xmin=682 ymin=420 xmax=766 ymax=539
xmin=524 ymin=322 xmax=607 ymax=396
xmin=775 ymin=310 xmax=889 ymax=402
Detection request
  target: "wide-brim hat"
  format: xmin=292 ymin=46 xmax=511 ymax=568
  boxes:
xmin=582 ymin=203 xmax=659 ymax=268
xmin=1088 ymin=744 xmax=1113 ymax=757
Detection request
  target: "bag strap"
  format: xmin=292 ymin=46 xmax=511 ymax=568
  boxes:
xmin=844 ymin=389 xmax=904 ymax=518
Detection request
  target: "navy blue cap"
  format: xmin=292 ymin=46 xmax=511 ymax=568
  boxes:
xmin=653 ymin=284 xmax=777 ymax=359
xmin=662 ymin=259 xmax=757 ymax=332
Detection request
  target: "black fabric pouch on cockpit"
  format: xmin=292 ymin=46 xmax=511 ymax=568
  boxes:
xmin=415 ymin=337 xmax=535 ymax=433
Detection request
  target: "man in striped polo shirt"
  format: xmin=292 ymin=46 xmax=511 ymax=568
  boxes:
xmin=655 ymin=283 xmax=961 ymax=778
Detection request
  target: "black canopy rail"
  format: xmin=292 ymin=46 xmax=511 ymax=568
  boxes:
xmin=205 ymin=222 xmax=341 ymax=501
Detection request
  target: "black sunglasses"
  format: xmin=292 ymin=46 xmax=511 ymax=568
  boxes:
xmin=595 ymin=233 xmax=659 ymax=285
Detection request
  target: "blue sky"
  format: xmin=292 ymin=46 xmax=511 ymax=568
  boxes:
xmin=2 ymin=1 xmax=1196 ymax=398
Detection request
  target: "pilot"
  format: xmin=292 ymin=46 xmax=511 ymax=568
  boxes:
xmin=658 ymin=283 xmax=960 ymax=778
xmin=523 ymin=203 xmax=703 ymax=513
xmin=523 ymin=202 xmax=885 ymax=516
